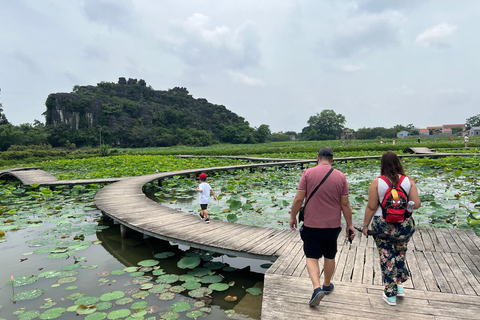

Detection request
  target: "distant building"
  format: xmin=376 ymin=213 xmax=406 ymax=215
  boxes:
xmin=397 ymin=130 xmax=409 ymax=138
xmin=341 ymin=129 xmax=355 ymax=140
xmin=469 ymin=126 xmax=480 ymax=137
xmin=443 ymin=124 xmax=466 ymax=131
xmin=442 ymin=128 xmax=452 ymax=134
xmin=419 ymin=129 xmax=430 ymax=136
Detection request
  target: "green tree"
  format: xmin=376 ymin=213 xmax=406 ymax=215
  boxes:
xmin=255 ymin=124 xmax=271 ymax=143
xmin=0 ymin=102 xmax=9 ymax=125
xmin=301 ymin=109 xmax=346 ymax=140
xmin=466 ymin=114 xmax=480 ymax=129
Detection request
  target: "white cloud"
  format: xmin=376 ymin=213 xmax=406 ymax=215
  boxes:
xmin=342 ymin=63 xmax=367 ymax=72
xmin=326 ymin=11 xmax=404 ymax=57
xmin=160 ymin=14 xmax=261 ymax=70
xmin=229 ymin=71 xmax=265 ymax=86
xmin=415 ymin=23 xmax=458 ymax=47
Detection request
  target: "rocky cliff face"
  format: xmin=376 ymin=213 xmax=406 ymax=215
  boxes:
xmin=45 ymin=93 xmax=102 ymax=130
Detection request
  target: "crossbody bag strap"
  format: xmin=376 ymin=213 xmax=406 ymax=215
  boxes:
xmin=303 ymin=168 xmax=334 ymax=209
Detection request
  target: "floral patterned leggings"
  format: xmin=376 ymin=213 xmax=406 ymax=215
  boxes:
xmin=372 ymin=216 xmax=416 ymax=297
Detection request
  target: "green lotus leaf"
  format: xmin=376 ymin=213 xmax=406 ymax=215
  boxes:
xmin=139 ymin=283 xmax=154 ymax=290
xmin=85 ymin=312 xmax=107 ymax=320
xmin=152 ymin=269 xmax=166 ymax=276
xmin=187 ymin=268 xmax=210 ymax=277
xmin=131 ymin=276 xmax=153 ymax=285
xmin=130 ymin=309 xmax=147 ymax=318
xmin=203 ymin=262 xmax=225 ymax=270
xmin=66 ymin=292 xmax=85 ymax=300
xmin=8 ymin=275 xmax=39 ymax=287
xmin=160 ymin=311 xmax=180 ymax=320
xmin=186 ymin=311 xmax=203 ymax=319
xmin=148 ymin=283 xmax=171 ymax=293
xmin=187 ymin=287 xmax=212 ymax=298
xmin=177 ymin=256 xmax=201 ymax=269
xmin=62 ymin=264 xmax=82 ymax=271
xmin=76 ymin=304 xmax=97 ymax=315
xmin=158 ymin=292 xmax=175 ymax=300
xmin=39 ymin=307 xmax=66 ymax=319
xmin=100 ymin=291 xmax=125 ymax=301
xmin=208 ymin=283 xmax=230 ymax=291
xmin=18 ymin=310 xmax=41 ymax=320
xmin=260 ymin=263 xmax=273 ymax=269
xmin=131 ymin=301 xmax=148 ymax=309
xmin=200 ymin=275 xmax=222 ymax=284
xmin=57 ymin=276 xmax=77 ymax=284
xmin=170 ymin=301 xmax=191 ymax=312
xmin=75 ymin=296 xmax=100 ymax=305
xmin=96 ymin=302 xmax=113 ymax=311
xmin=169 ymin=285 xmax=186 ymax=293
xmin=182 ymin=281 xmax=201 ymax=290
xmin=115 ymin=297 xmax=134 ymax=305
xmin=107 ymin=309 xmax=131 ymax=320
xmin=110 ymin=269 xmax=126 ymax=275
xmin=132 ymin=291 xmax=149 ymax=299
xmin=154 ymin=252 xmax=175 ymax=259
xmin=222 ymin=266 xmax=237 ymax=272
xmin=123 ymin=267 xmax=138 ymax=273
xmin=156 ymin=274 xmax=179 ymax=284
xmin=38 ymin=270 xmax=57 ymax=278
xmin=65 ymin=285 xmax=78 ymax=291
xmin=229 ymin=200 xmax=242 ymax=211
xmin=137 ymin=259 xmax=159 ymax=267
xmin=246 ymin=287 xmax=263 ymax=295
xmin=11 ymin=288 xmax=44 ymax=302
xmin=226 ymin=214 xmax=238 ymax=222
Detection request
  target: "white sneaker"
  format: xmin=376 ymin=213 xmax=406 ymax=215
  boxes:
xmin=397 ymin=284 xmax=405 ymax=297
xmin=383 ymin=292 xmax=396 ymax=306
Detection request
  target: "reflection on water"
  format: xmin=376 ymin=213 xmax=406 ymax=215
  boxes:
xmin=0 ymin=182 xmax=265 ymax=320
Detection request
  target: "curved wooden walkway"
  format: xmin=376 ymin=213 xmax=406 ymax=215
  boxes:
xmin=2 ymin=156 xmax=480 ymax=319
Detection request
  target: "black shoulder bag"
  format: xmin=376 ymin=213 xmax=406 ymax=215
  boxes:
xmin=298 ymin=168 xmax=334 ymax=223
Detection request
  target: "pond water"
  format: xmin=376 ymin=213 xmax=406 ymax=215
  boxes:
xmin=149 ymin=159 xmax=480 ymax=234
xmin=0 ymin=182 xmax=267 ymax=320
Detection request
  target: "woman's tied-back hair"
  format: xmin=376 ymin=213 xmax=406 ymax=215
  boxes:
xmin=380 ymin=151 xmax=405 ymax=186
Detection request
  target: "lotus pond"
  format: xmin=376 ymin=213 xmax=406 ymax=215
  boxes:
xmin=150 ymin=156 xmax=480 ymax=235
xmin=0 ymin=181 xmax=267 ymax=320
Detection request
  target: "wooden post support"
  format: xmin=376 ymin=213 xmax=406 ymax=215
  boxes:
xmin=120 ymin=225 xmax=128 ymax=239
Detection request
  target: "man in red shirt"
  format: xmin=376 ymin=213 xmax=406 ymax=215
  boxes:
xmin=290 ymin=147 xmax=355 ymax=307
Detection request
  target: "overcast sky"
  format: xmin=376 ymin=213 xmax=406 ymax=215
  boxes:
xmin=1 ymin=0 xmax=479 ymax=132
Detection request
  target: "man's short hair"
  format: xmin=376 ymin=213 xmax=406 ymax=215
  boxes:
xmin=318 ymin=147 xmax=334 ymax=160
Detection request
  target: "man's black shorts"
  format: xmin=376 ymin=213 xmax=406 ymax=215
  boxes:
xmin=200 ymin=204 xmax=208 ymax=210
xmin=300 ymin=226 xmax=342 ymax=259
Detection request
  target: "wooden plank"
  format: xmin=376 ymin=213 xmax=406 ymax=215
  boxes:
xmin=272 ymin=242 xmax=303 ymax=275
xmin=453 ymin=228 xmax=480 ymax=255
xmin=439 ymin=228 xmax=462 ymax=253
xmin=419 ymin=227 xmax=436 ymax=252
xmin=424 ymin=251 xmax=450 ymax=292
xmin=460 ymin=254 xmax=480 ymax=285
xmin=448 ymin=228 xmax=470 ymax=254
xmin=267 ymin=240 xmax=297 ymax=275
xmin=432 ymin=251 xmax=461 ymax=294
xmin=442 ymin=252 xmax=476 ymax=295
xmin=332 ymin=244 xmax=348 ymax=282
xmin=406 ymin=250 xmax=427 ymax=291
xmin=414 ymin=251 xmax=439 ymax=292
xmin=362 ymin=246 xmax=374 ymax=285
xmin=412 ymin=227 xmax=425 ymax=251
xmin=352 ymin=245 xmax=365 ymax=284
xmin=432 ymin=227 xmax=452 ymax=253
xmin=341 ymin=245 xmax=357 ymax=282
xmin=282 ymin=243 xmax=305 ymax=276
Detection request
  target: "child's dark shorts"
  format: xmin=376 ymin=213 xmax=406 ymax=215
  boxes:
xmin=300 ymin=226 xmax=342 ymax=259
xmin=200 ymin=204 xmax=208 ymax=210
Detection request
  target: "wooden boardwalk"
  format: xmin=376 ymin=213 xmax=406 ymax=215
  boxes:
xmin=2 ymin=161 xmax=480 ymax=319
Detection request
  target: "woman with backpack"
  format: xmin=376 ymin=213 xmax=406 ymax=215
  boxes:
xmin=362 ymin=151 xmax=421 ymax=306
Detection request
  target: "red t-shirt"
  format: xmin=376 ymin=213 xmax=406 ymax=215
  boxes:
xmin=298 ymin=163 xmax=349 ymax=228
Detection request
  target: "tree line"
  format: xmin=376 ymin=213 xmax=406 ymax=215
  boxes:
xmin=1 ymin=82 xmax=480 ymax=151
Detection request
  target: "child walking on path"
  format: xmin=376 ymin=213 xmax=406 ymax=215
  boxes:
xmin=197 ymin=173 xmax=217 ymax=224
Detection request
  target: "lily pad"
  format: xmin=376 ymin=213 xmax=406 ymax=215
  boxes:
xmin=75 ymin=296 xmax=100 ymax=305
xmin=158 ymin=292 xmax=175 ymax=300
xmin=160 ymin=311 xmax=180 ymax=320
xmin=208 ymin=283 xmax=230 ymax=291
xmin=12 ymin=288 xmax=45 ymax=302
xmin=203 ymin=262 xmax=225 ymax=270
xmin=186 ymin=311 xmax=203 ymax=319
xmin=18 ymin=310 xmax=41 ymax=320
xmin=246 ymin=287 xmax=263 ymax=295
xmin=200 ymin=275 xmax=222 ymax=284
xmin=115 ymin=297 xmax=134 ymax=305
xmin=154 ymin=252 xmax=175 ymax=259
xmin=76 ymin=304 xmax=98 ymax=315
xmin=131 ymin=301 xmax=148 ymax=309
xmin=156 ymin=274 xmax=179 ymax=284
xmin=8 ymin=275 xmax=39 ymax=287
xmin=85 ymin=312 xmax=107 ymax=320
xmin=170 ymin=301 xmax=191 ymax=312
xmin=137 ymin=259 xmax=159 ymax=267
xmin=100 ymin=291 xmax=125 ymax=301
xmin=39 ymin=307 xmax=66 ymax=319
xmin=107 ymin=309 xmax=131 ymax=319
xmin=96 ymin=302 xmax=113 ymax=311
xmin=182 ymin=281 xmax=201 ymax=290
xmin=177 ymin=256 xmax=201 ymax=269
